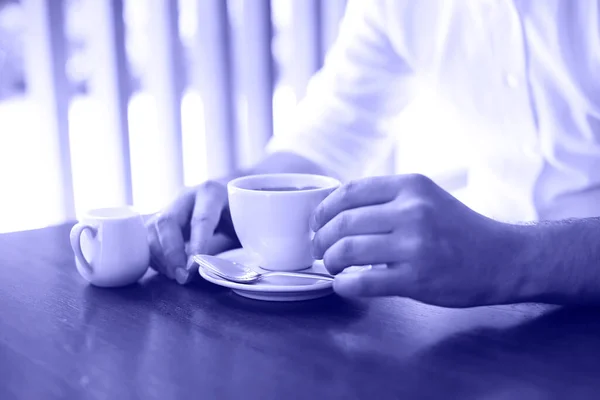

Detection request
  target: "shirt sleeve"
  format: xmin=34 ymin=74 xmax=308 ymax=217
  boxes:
xmin=266 ymin=0 xmax=417 ymax=181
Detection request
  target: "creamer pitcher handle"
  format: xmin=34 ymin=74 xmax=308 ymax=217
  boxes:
xmin=69 ymin=223 xmax=96 ymax=274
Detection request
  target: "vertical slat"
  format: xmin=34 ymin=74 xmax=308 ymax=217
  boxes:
xmin=320 ymin=0 xmax=346 ymax=58
xmin=86 ymin=0 xmax=133 ymax=205
xmin=238 ymin=0 xmax=273 ymax=167
xmin=21 ymin=0 xmax=75 ymax=220
xmin=193 ymin=0 xmax=236 ymax=178
xmin=145 ymin=0 xmax=185 ymax=195
xmin=290 ymin=0 xmax=321 ymax=100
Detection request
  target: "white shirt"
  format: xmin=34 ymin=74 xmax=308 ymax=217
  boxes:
xmin=266 ymin=0 xmax=600 ymax=222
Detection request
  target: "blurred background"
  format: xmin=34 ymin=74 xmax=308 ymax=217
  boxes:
xmin=0 ymin=0 xmax=468 ymax=233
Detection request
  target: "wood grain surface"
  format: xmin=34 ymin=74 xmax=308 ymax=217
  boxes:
xmin=1 ymin=224 xmax=599 ymax=399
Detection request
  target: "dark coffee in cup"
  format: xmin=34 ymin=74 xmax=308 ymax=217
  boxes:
xmin=256 ymin=186 xmax=320 ymax=192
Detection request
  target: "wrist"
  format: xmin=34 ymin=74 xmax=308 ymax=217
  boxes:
xmin=483 ymin=221 xmax=543 ymax=304
xmin=504 ymin=223 xmax=551 ymax=303
xmin=508 ymin=220 xmax=600 ymax=305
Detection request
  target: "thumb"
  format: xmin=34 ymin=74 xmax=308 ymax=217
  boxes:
xmin=189 ymin=181 xmax=228 ymax=256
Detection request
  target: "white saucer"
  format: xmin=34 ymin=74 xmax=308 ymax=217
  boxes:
xmin=198 ymin=248 xmax=369 ymax=302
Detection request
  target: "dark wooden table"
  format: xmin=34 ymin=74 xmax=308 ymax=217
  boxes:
xmin=1 ymin=224 xmax=600 ymax=399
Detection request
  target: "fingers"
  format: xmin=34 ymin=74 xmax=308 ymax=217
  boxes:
xmin=187 ymin=233 xmax=240 ymax=257
xmin=147 ymin=187 xmax=196 ymax=279
xmin=175 ymin=255 xmax=199 ymax=285
xmin=311 ymin=176 xmax=400 ymax=231
xmin=322 ymin=234 xmax=396 ymax=274
xmin=323 ymin=231 xmax=427 ymax=275
xmin=333 ymin=267 xmax=414 ymax=297
xmin=148 ymin=180 xmax=228 ymax=282
xmin=312 ymin=204 xmax=396 ymax=259
xmin=155 ymin=213 xmax=187 ymax=278
xmin=147 ymin=222 xmax=172 ymax=278
xmin=311 ymin=174 xmax=437 ymax=232
xmin=188 ymin=181 xmax=228 ymax=256
xmin=176 ymin=234 xmax=241 ymax=285
xmin=167 ymin=187 xmax=198 ymax=227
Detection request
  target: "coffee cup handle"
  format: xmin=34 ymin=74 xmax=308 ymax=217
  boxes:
xmin=69 ymin=222 xmax=97 ymax=274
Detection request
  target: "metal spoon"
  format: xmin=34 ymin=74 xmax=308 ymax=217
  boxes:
xmin=191 ymin=254 xmax=334 ymax=284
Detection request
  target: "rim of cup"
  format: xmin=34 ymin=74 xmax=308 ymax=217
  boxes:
xmin=82 ymin=206 xmax=142 ymax=220
xmin=227 ymin=173 xmax=341 ymax=194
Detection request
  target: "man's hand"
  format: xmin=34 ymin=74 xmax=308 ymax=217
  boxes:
xmin=145 ymin=151 xmax=332 ymax=285
xmin=311 ymin=174 xmax=531 ymax=307
xmin=146 ymin=180 xmax=240 ymax=283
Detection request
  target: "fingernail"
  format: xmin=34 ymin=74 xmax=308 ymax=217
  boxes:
xmin=332 ymin=273 xmax=360 ymax=296
xmin=187 ymin=254 xmax=198 ymax=266
xmin=175 ymin=268 xmax=190 ymax=285
xmin=310 ymin=213 xmax=318 ymax=232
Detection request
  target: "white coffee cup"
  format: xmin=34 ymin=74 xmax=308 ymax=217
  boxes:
xmin=69 ymin=207 xmax=150 ymax=287
xmin=227 ymin=173 xmax=341 ymax=271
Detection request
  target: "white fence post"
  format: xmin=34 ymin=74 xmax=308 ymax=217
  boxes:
xmin=22 ymin=0 xmax=75 ymax=221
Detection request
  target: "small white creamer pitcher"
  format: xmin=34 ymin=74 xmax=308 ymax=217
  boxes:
xmin=69 ymin=207 xmax=150 ymax=287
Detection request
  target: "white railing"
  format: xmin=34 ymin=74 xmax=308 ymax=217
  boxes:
xmin=0 ymin=0 xmax=468 ymax=233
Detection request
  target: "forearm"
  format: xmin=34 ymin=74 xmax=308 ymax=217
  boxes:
xmin=515 ymin=218 xmax=600 ymax=305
